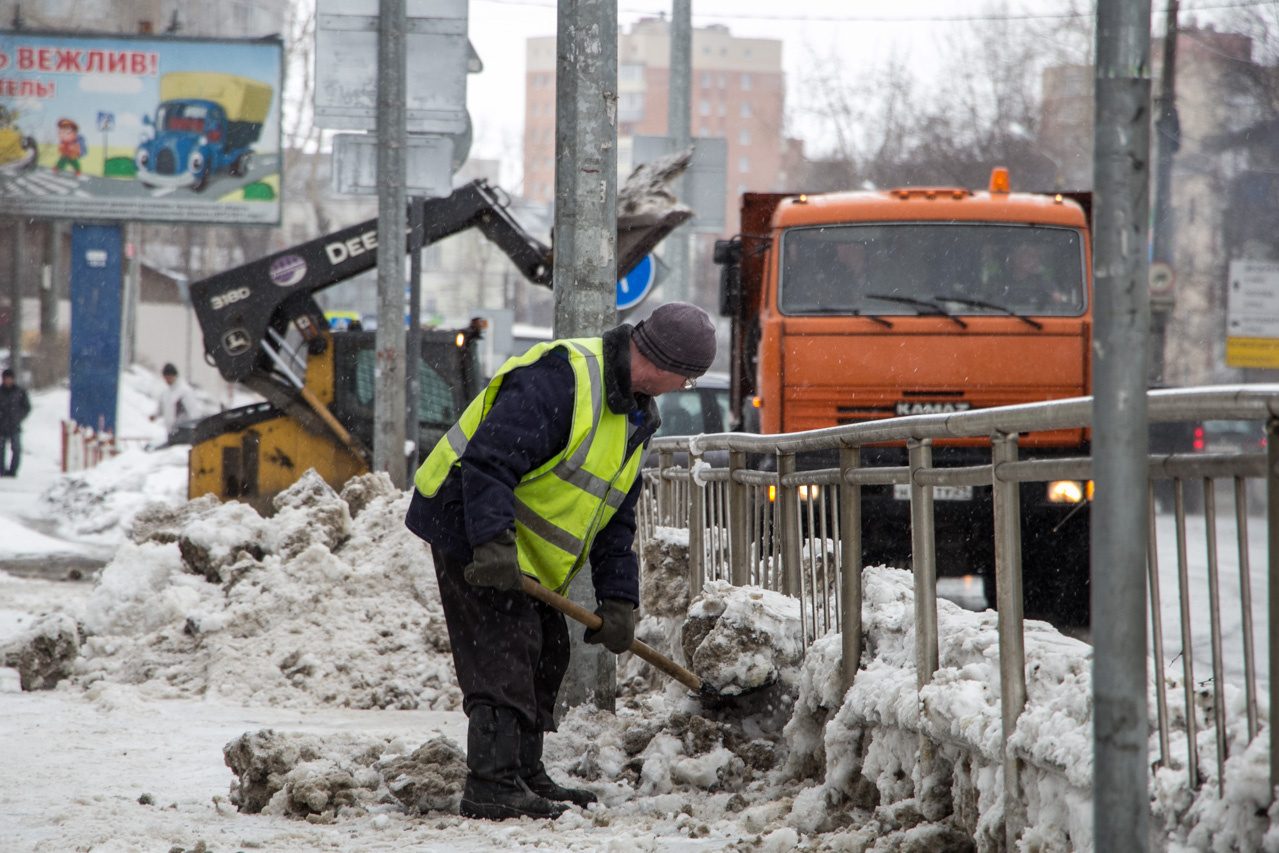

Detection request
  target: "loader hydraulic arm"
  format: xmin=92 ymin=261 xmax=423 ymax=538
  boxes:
xmin=190 ymin=179 xmax=555 ymax=387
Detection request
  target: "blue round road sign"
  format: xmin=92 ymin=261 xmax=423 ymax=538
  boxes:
xmin=617 ymin=254 xmax=656 ymax=311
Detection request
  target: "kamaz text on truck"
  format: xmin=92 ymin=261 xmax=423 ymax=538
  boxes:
xmin=715 ymin=169 xmax=1093 ymax=625
xmin=135 ymin=72 xmax=272 ymax=192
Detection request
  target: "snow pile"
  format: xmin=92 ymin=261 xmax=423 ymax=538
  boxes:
xmin=0 ymin=612 xmax=81 ymax=690
xmin=223 ymin=728 xmax=467 ymax=818
xmin=39 ymin=444 xmax=190 ymax=545
xmin=69 ymin=470 xmax=461 ymax=711
xmin=618 ymin=146 xmax=694 ymax=218
xmin=682 ymin=580 xmax=805 ymax=697
xmin=774 ymin=565 xmax=1279 ymax=852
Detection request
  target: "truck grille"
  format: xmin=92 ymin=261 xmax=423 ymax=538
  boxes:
xmin=155 ymin=148 xmax=177 ymax=175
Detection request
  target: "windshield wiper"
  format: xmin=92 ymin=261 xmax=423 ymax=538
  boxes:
xmin=852 ymin=309 xmax=893 ymax=328
xmin=865 ymin=293 xmax=968 ymax=329
xmin=935 ymin=295 xmax=1043 ymax=330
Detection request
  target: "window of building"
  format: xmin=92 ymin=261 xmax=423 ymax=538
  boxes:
xmin=739 ymin=129 xmax=751 ymax=145
xmin=739 ymin=157 xmax=751 ymax=174
xmin=620 ymin=63 xmax=645 ymax=84
xmin=740 ymin=101 xmax=752 ymax=118
xmin=701 ymin=72 xmax=712 ymax=87
xmin=742 ymin=74 xmax=752 ymax=90
xmin=699 ymin=99 xmax=711 ymax=116
xmin=699 ymin=126 xmax=710 ymax=137
xmin=718 ymin=74 xmax=726 ymax=88
xmin=716 ymin=102 xmax=724 ymax=116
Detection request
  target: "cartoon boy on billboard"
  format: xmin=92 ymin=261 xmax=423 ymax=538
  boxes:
xmin=53 ymin=118 xmax=86 ymax=176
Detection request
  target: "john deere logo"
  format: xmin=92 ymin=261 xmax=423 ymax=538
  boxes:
xmin=895 ymin=401 xmax=971 ymax=415
xmin=222 ymin=328 xmax=252 ymax=356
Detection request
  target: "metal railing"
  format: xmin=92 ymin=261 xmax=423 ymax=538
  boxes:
xmin=636 ymin=384 xmax=1279 ymax=841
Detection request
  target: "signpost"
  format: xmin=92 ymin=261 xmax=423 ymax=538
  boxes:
xmin=616 ymin=254 xmax=656 ymax=311
xmin=1226 ymin=259 xmax=1279 ymax=368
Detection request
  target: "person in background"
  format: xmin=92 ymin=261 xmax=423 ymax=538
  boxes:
xmin=405 ymin=302 xmax=718 ymax=821
xmin=150 ymin=363 xmax=205 ymax=433
xmin=0 ymin=368 xmax=31 ymax=477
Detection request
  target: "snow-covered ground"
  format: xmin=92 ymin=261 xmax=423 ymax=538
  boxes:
xmin=1 ymin=369 xmax=1275 ymax=852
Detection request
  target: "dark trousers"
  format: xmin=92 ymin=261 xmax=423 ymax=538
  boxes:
xmin=0 ymin=431 xmax=19 ymax=476
xmin=431 ymin=545 xmax=570 ymax=732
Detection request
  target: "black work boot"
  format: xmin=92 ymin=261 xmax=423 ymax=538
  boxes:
xmin=460 ymin=705 xmax=568 ymax=821
xmin=519 ymin=727 xmax=598 ymax=807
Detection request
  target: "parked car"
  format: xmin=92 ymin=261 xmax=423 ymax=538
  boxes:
xmin=653 ymin=372 xmax=731 ymax=438
xmin=646 ymin=372 xmax=731 ymax=469
xmin=1192 ymin=419 xmax=1267 ymax=454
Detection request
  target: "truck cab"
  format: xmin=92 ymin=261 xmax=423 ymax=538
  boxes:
xmin=716 ymin=172 xmax=1096 ymax=624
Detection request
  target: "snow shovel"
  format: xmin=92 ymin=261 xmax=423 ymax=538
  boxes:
xmin=521 ymin=576 xmax=774 ymax=701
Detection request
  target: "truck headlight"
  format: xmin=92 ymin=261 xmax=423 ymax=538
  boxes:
xmin=189 ymin=151 xmax=204 ymax=173
xmin=1047 ymin=480 xmax=1085 ymax=503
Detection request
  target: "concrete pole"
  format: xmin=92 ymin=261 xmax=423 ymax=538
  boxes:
xmin=665 ymin=0 xmax=692 ymax=303
xmin=553 ymin=0 xmax=619 ymax=716
xmin=1150 ymin=0 xmax=1179 ymax=386
xmin=1091 ymin=0 xmax=1152 ymax=847
xmin=374 ymin=0 xmax=407 ymax=485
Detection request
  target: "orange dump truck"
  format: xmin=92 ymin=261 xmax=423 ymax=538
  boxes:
xmin=715 ymin=170 xmax=1093 ymax=624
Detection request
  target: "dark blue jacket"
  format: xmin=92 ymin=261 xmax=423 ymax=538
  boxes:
xmin=0 ymin=383 xmax=31 ymax=435
xmin=405 ymin=324 xmax=661 ymax=606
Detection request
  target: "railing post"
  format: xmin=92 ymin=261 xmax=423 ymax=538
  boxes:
xmin=658 ymin=448 xmax=675 ymax=525
xmin=728 ymin=449 xmax=749 ymax=586
xmin=992 ymin=432 xmax=1027 ymax=847
xmin=908 ymin=437 xmax=939 ymax=685
xmin=1268 ymin=416 xmax=1279 ymax=795
xmin=688 ymin=446 xmax=705 ymax=599
xmin=777 ymin=451 xmax=803 ymax=605
xmin=840 ymin=445 xmax=862 ymax=692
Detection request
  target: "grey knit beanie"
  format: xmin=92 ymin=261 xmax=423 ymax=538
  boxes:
xmin=632 ymin=302 xmax=717 ymax=378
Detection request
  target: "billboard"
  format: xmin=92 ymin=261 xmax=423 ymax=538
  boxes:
xmin=0 ymin=31 xmax=282 ymax=224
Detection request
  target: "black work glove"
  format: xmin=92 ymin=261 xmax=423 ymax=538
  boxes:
xmin=583 ymin=598 xmax=636 ymax=654
xmin=463 ymin=529 xmax=522 ymax=591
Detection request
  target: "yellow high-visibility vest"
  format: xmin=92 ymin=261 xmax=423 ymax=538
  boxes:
xmin=414 ymin=338 xmax=645 ymax=593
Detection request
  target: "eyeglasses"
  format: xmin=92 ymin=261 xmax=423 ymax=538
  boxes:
xmin=682 ymin=377 xmax=697 ymax=390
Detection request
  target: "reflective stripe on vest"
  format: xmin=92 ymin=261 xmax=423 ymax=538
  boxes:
xmin=412 ymin=338 xmax=645 ymax=593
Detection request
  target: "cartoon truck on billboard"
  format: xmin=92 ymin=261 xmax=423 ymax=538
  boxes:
xmin=135 ymin=72 xmax=272 ymax=192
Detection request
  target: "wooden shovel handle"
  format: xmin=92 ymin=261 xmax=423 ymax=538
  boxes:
xmin=521 ymin=576 xmax=703 ymax=693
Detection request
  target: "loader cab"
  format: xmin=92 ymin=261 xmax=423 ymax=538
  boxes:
xmin=330 ymin=327 xmax=483 ymax=456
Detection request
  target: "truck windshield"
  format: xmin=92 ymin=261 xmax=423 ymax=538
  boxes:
xmin=779 ymin=223 xmax=1086 ymax=317
xmin=158 ymin=104 xmax=209 ymax=134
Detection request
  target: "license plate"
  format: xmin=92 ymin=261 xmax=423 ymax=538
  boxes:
xmin=893 ymin=484 xmax=974 ymax=501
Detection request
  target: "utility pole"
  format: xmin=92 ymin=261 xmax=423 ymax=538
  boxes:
xmin=553 ymin=0 xmax=619 ymax=716
xmin=666 ymin=0 xmax=692 ymax=303
xmin=374 ymin=0 xmax=407 ymax=485
xmin=1150 ymin=0 xmax=1180 ymax=386
xmin=1091 ymin=0 xmax=1152 ymax=847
